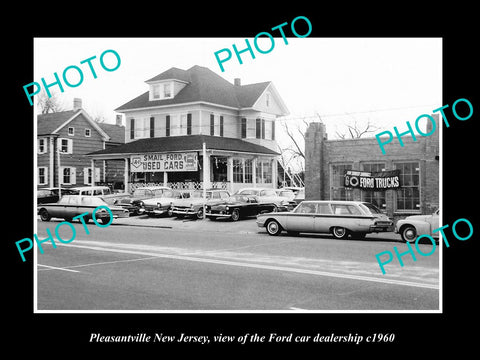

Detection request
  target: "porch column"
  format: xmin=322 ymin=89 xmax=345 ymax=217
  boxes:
xmin=163 ymin=171 xmax=168 ymax=186
xmin=49 ymin=136 xmax=55 ymax=187
xmin=124 ymin=158 xmax=129 ymax=193
xmin=272 ymin=158 xmax=278 ymax=189
xmin=91 ymin=159 xmax=95 ymax=188
xmin=227 ymin=157 xmax=233 ymax=193
xmin=252 ymin=157 xmax=257 ymax=187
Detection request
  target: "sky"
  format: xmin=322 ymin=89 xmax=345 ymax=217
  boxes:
xmin=34 ymin=37 xmax=442 ymax=170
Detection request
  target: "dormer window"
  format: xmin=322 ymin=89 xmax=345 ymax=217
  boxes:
xmin=150 ymin=82 xmax=173 ymax=100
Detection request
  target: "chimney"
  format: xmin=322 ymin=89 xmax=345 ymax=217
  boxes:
xmin=234 ymin=78 xmax=241 ymax=86
xmin=73 ymin=98 xmax=82 ymax=111
xmin=116 ymin=114 xmax=123 ymax=126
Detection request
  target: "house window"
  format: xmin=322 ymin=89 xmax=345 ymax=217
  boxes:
xmin=59 ymin=138 xmax=73 ymax=154
xmin=271 ymin=121 xmax=275 ymax=140
xmin=61 ymin=167 xmax=76 ymax=185
xmin=150 ymin=117 xmax=155 ymax=138
xmin=395 ymin=162 xmax=420 ymax=211
xmin=38 ymin=138 xmax=47 ymax=154
xmin=130 ymin=118 xmax=135 ymax=139
xmin=361 ymin=162 xmax=387 ymax=210
xmin=256 ymin=118 xmax=261 ymax=139
xmin=68 ymin=127 xmax=74 ymax=136
xmin=166 ymin=115 xmax=170 ymax=137
xmin=187 ymin=113 xmax=192 ymax=135
xmin=233 ymin=159 xmax=243 ymax=183
xmin=244 ymin=159 xmax=253 ymax=183
xmin=85 ymin=128 xmax=91 ymax=137
xmin=210 ymin=114 xmax=215 ymax=136
xmin=152 ymin=84 xmax=160 ymax=99
xmin=163 ymin=83 xmax=172 ymax=98
xmin=256 ymin=160 xmax=272 ymax=184
xmin=241 ymin=118 xmax=247 ymax=139
xmin=38 ymin=167 xmax=48 ymax=185
xmin=331 ymin=163 xmax=353 ymax=200
xmin=266 ymin=93 xmax=270 ymax=107
xmin=83 ymin=167 xmax=100 ymax=185
xmin=220 ymin=116 xmax=224 ymax=137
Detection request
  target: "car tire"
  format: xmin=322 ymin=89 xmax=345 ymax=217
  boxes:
xmin=64 ymin=217 xmax=73 ymax=223
xmin=101 ymin=216 xmax=112 ymax=225
xmin=231 ymin=209 xmax=240 ymax=221
xmin=266 ymin=219 xmax=282 ymax=236
xmin=167 ymin=208 xmax=173 ymax=217
xmin=196 ymin=208 xmax=204 ymax=220
xmin=39 ymin=209 xmax=51 ymax=222
xmin=209 ymin=216 xmax=217 ymax=221
xmin=331 ymin=226 xmax=349 ymax=239
xmin=401 ymin=225 xmax=417 ymax=243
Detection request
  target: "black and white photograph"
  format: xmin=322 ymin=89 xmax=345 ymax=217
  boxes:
xmin=6 ymin=6 xmax=479 ymax=354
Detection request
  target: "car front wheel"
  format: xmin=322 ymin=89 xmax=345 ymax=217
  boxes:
xmin=331 ymin=226 xmax=349 ymax=239
xmin=401 ymin=225 xmax=417 ymax=243
xmin=266 ymin=219 xmax=282 ymax=236
xmin=231 ymin=209 xmax=240 ymax=221
xmin=196 ymin=208 xmax=204 ymax=220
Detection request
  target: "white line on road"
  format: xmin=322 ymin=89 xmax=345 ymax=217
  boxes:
xmin=49 ymin=242 xmax=439 ymax=290
xmin=38 ymin=264 xmax=80 ymax=273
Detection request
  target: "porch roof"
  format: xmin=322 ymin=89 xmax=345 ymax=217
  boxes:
xmin=87 ymin=135 xmax=279 ymax=158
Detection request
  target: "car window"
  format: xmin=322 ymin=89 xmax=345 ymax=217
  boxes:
xmin=347 ymin=205 xmax=362 ymax=215
xmin=239 ymin=190 xmax=257 ymax=195
xmin=153 ymin=189 xmax=165 ymax=196
xmin=316 ymin=204 xmax=333 ymax=214
xmin=261 ymin=190 xmax=277 ymax=196
xmin=295 ymin=202 xmax=316 ymax=214
xmin=360 ymin=202 xmax=382 ymax=214
xmin=93 ymin=189 xmax=103 ymax=195
xmin=133 ymin=189 xmax=146 ymax=196
xmin=332 ymin=204 xmax=350 ymax=215
xmin=58 ymin=196 xmax=71 ymax=205
xmin=220 ymin=192 xmax=229 ymax=199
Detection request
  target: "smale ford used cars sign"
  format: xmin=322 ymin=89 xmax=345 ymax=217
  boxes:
xmin=130 ymin=152 xmax=198 ymax=172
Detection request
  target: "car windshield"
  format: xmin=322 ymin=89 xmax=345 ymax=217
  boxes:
xmin=239 ymin=189 xmax=258 ymax=195
xmin=160 ymin=190 xmax=175 ymax=198
xmin=261 ymin=190 xmax=277 ymax=196
xmin=294 ymin=202 xmax=317 ymax=214
xmin=153 ymin=189 xmax=167 ymax=196
xmin=229 ymin=195 xmax=249 ymax=203
xmin=360 ymin=202 xmax=382 ymax=214
xmin=191 ymin=191 xmax=212 ymax=199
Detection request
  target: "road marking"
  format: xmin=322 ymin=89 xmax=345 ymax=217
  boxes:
xmin=50 ymin=242 xmax=438 ymax=290
xmin=52 ymin=256 xmax=161 ymax=270
xmin=38 ymin=264 xmax=80 ymax=273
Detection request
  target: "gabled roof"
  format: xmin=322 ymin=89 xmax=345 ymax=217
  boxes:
xmin=37 ymin=109 xmax=123 ymax=143
xmin=115 ymin=65 xmax=287 ymax=114
xmin=87 ymin=135 xmax=279 ymax=157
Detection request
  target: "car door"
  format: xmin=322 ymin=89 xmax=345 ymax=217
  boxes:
xmin=313 ymin=203 xmax=334 ymax=233
xmin=285 ymin=202 xmax=316 ymax=232
xmin=428 ymin=210 xmax=440 ymax=235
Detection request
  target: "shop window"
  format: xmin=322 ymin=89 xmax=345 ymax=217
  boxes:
xmin=395 ymin=162 xmax=420 ymax=211
xmin=331 ymin=163 xmax=353 ymax=200
xmin=233 ymin=159 xmax=243 ymax=183
xmin=361 ymin=162 xmax=386 ymax=209
xmin=244 ymin=159 xmax=253 ymax=183
xmin=38 ymin=167 xmax=48 ymax=185
xmin=256 ymin=160 xmax=272 ymax=184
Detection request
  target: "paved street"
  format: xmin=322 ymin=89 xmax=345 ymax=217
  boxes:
xmin=36 ymin=215 xmax=440 ymax=311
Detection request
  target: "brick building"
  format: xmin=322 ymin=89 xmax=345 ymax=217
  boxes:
xmin=304 ymin=115 xmax=439 ymax=220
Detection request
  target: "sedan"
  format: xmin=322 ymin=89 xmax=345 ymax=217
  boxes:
xmin=256 ymin=200 xmax=393 ymax=239
xmin=395 ymin=209 xmax=439 ymax=243
xmin=38 ymin=195 xmax=129 ymax=224
xmin=206 ymin=194 xmax=277 ymax=221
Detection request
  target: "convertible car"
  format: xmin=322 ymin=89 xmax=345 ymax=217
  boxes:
xmin=256 ymin=200 xmax=393 ymax=239
xmin=206 ymin=194 xmax=277 ymax=221
xmin=38 ymin=195 xmax=129 ymax=224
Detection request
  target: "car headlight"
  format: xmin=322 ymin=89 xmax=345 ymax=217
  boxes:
xmin=157 ymin=202 xmax=162 ymax=208
xmin=226 ymin=206 xmax=229 ymax=211
xmin=139 ymin=201 xmax=144 ymax=207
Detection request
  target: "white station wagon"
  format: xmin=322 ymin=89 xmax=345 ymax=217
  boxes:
xmin=256 ymin=200 xmax=393 ymax=239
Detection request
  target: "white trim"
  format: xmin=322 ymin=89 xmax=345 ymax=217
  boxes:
xmin=251 ymin=82 xmax=290 ymax=116
xmin=118 ymin=101 xmax=241 ymax=114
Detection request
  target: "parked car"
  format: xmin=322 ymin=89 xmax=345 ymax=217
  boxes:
xmin=171 ymin=189 xmax=231 ymax=219
xmin=281 ymin=187 xmax=305 ymax=204
xmin=143 ymin=189 xmax=187 ymax=217
xmin=206 ymin=194 xmax=277 ymax=221
xmin=71 ymin=186 xmax=131 ymax=205
xmin=395 ymin=209 xmax=440 ymax=243
xmin=256 ymin=200 xmax=393 ymax=239
xmin=37 ymin=195 xmax=129 ymax=224
xmin=37 ymin=187 xmax=77 ymax=204
xmin=235 ymin=187 xmax=296 ymax=211
xmin=114 ymin=186 xmax=172 ymax=215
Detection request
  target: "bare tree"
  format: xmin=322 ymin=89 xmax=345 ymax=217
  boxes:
xmin=335 ymin=116 xmax=379 ymax=139
xmin=37 ymin=90 xmax=66 ymax=114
